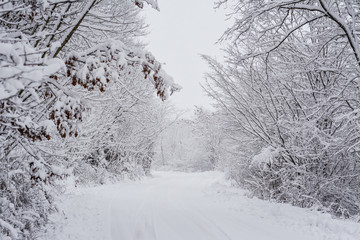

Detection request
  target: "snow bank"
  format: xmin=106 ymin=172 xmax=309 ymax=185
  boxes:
xmin=208 ymin=174 xmax=360 ymax=240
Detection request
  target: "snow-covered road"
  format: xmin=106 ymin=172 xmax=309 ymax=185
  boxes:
xmin=41 ymin=171 xmax=360 ymax=240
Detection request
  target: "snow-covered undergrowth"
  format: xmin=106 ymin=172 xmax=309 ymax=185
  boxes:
xmin=39 ymin=171 xmax=360 ymax=240
xmin=208 ymin=174 xmax=360 ymax=240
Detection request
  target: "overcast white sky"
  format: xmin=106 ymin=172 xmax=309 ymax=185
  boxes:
xmin=143 ymin=0 xmax=230 ymax=116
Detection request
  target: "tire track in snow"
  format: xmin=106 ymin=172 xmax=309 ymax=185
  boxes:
xmin=167 ymin=187 xmax=233 ymax=240
xmin=110 ymin=182 xmax=159 ymax=240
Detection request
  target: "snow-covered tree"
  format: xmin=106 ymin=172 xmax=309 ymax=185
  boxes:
xmin=152 ymin=107 xmax=228 ymax=172
xmin=66 ymin=55 xmax=170 ymax=183
xmin=0 ymin=0 xmax=180 ymax=238
xmin=205 ymin=0 xmax=360 ymax=217
xmin=192 ymin=106 xmax=225 ymax=170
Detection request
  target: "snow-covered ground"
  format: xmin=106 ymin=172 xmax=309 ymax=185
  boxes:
xmin=40 ymin=171 xmax=360 ymax=240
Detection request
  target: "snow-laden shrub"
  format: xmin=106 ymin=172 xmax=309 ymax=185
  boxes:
xmin=0 ymin=146 xmax=69 ymax=239
xmin=73 ymin=149 xmax=152 ymax=185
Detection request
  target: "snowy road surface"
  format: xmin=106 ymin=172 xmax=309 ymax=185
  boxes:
xmin=42 ymin=171 xmax=360 ymax=240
